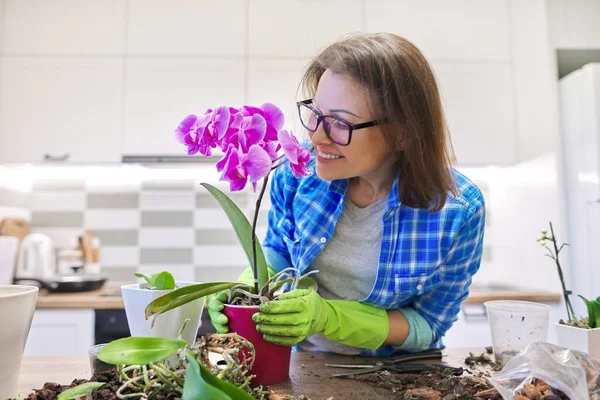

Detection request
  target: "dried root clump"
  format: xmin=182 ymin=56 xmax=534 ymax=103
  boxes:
xmin=512 ymin=378 xmax=570 ymax=399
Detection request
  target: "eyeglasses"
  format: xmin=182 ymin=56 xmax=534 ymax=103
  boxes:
xmin=296 ymin=99 xmax=380 ymax=146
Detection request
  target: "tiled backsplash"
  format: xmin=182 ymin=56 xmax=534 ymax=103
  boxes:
xmin=0 ymin=157 xmax=565 ymax=292
xmin=0 ymin=170 xmax=270 ymax=284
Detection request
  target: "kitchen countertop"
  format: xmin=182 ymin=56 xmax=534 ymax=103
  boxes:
xmin=18 ymin=347 xmax=488 ymax=399
xmin=35 ymin=282 xmax=562 ymax=310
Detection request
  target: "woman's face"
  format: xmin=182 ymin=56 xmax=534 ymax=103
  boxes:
xmin=309 ymin=69 xmax=394 ymax=182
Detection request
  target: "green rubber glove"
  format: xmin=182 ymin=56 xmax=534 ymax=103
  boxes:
xmin=207 ymin=267 xmax=256 ymax=333
xmin=252 ymin=289 xmax=390 ymax=349
xmin=207 ymin=265 xmax=276 ymax=333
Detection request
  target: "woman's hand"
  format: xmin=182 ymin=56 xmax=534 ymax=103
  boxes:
xmin=252 ymin=289 xmax=330 ymax=346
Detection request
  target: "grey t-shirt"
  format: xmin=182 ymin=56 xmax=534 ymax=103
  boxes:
xmin=297 ymin=196 xmax=388 ymax=354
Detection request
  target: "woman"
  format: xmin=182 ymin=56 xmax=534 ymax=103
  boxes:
xmin=208 ymin=32 xmax=485 ymax=356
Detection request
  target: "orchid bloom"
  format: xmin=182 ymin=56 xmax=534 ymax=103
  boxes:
xmin=176 ymin=103 xmax=311 ymax=191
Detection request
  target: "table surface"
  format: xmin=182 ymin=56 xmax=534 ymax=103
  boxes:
xmin=18 ymin=348 xmax=486 ymax=400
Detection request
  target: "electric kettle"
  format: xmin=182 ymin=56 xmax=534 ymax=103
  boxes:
xmin=14 ymin=233 xmax=56 ymax=280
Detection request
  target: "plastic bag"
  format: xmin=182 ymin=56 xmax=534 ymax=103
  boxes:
xmin=488 ymin=341 xmax=600 ymax=399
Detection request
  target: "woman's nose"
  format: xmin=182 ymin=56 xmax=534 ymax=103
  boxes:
xmin=310 ymin=124 xmax=332 ymax=146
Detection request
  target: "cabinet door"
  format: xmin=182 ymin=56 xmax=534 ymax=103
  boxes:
xmin=24 ymin=309 xmax=95 ymax=356
xmin=122 ymin=59 xmax=245 ymax=157
xmin=443 ymin=304 xmax=492 ymax=348
xmin=433 ymin=63 xmax=517 ymax=165
xmin=0 ymin=57 xmax=123 ymax=163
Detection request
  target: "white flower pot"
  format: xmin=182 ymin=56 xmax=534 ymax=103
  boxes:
xmin=554 ymin=322 xmax=600 ymax=360
xmin=121 ymin=281 xmax=205 ymax=344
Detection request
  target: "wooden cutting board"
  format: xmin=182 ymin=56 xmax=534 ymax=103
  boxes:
xmin=0 ymin=218 xmax=31 ymax=241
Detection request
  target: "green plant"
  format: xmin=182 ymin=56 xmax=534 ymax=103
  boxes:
xmin=538 ymin=222 xmax=576 ymax=321
xmin=144 ymin=183 xmax=316 ymax=320
xmin=578 ymin=295 xmax=600 ymax=329
xmin=90 ymin=320 xmax=267 ymax=399
xmin=135 ymin=271 xmax=176 ymax=290
xmin=57 ymin=383 xmax=105 ymax=400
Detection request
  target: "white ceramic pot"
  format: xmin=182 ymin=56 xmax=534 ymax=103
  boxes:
xmin=121 ymin=281 xmax=205 ymax=344
xmin=554 ymin=322 xmax=600 ymax=360
xmin=0 ymin=285 xmax=38 ymax=400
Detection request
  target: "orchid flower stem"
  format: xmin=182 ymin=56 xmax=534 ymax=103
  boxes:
xmin=251 ymin=173 xmax=270 ymax=294
xmin=549 ymin=222 xmax=575 ymax=321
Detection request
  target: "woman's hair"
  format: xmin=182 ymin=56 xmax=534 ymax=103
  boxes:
xmin=300 ymin=32 xmax=456 ymax=212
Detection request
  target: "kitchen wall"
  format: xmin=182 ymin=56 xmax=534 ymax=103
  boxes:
xmin=0 ymin=1 xmax=566 ymax=291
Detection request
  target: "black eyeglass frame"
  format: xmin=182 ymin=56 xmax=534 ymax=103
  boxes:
xmin=296 ymin=99 xmax=380 ymax=146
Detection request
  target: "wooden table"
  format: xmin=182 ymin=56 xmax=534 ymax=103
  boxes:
xmin=18 ymin=348 xmax=482 ymax=400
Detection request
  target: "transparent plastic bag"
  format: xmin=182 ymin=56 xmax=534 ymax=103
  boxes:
xmin=488 ymin=341 xmax=600 ymax=399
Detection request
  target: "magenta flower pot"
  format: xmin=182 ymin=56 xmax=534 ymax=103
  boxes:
xmin=223 ymin=304 xmax=292 ymax=385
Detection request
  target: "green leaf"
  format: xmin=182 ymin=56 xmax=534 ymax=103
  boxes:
xmin=201 ymin=183 xmax=268 ymax=290
xmin=134 ymin=272 xmax=154 ymax=286
xmin=578 ymin=295 xmax=600 ymax=328
xmin=145 ymin=282 xmax=246 ymax=319
xmin=57 ymin=382 xmax=105 ymax=400
xmin=154 ymin=271 xmax=176 ymax=290
xmin=183 ymin=355 xmax=255 ymax=400
xmin=97 ymin=336 xmax=187 ymax=365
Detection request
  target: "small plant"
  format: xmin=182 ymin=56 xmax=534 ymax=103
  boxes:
xmin=578 ymin=295 xmax=600 ymax=329
xmin=135 ymin=271 xmax=176 ymax=290
xmin=64 ymin=321 xmax=266 ymax=399
xmin=537 ymin=222 xmax=575 ymax=321
xmin=538 ymin=222 xmax=600 ymax=329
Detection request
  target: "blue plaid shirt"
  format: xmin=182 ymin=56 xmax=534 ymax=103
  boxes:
xmin=263 ymin=159 xmax=486 ymax=356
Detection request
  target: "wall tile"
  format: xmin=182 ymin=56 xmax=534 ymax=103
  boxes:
xmin=32 ymin=228 xmax=82 ymax=249
xmin=2 ymin=0 xmax=126 ymax=54
xmin=140 ymin=192 xmax=195 ymax=210
xmin=194 ymin=246 xmax=247 ymax=266
xmin=0 ymin=189 xmax=30 ymax=208
xmin=94 ymin=230 xmax=139 ymax=246
xmin=195 ymin=229 xmax=239 ymax=246
xmin=140 ymin=248 xmax=193 ymax=264
xmin=101 ymin=266 xmax=138 ymax=283
xmin=32 ymin=211 xmax=84 ymax=228
xmin=195 ymin=265 xmax=246 ymax=283
xmin=141 ymin=211 xmax=193 ymax=227
xmin=100 ymin=247 xmax=140 ymax=267
xmin=31 ymin=192 xmax=85 ymax=211
xmin=195 ymin=209 xmax=239 ymax=229
xmin=87 ymin=193 xmax=139 ymax=209
xmin=85 ymin=210 xmax=140 ymax=229
xmin=139 ymin=228 xmax=194 ymax=248
xmin=141 ymin=180 xmax=195 ymax=191
xmin=196 ymin=192 xmax=248 ymax=208
xmin=33 ymin=180 xmax=85 ymax=192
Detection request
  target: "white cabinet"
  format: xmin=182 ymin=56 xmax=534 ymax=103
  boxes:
xmin=433 ymin=63 xmax=517 ymax=165
xmin=365 ymin=0 xmax=511 ymax=61
xmin=547 ymin=0 xmax=600 ymax=49
xmin=0 ymin=57 xmax=123 ymax=163
xmin=248 ymin=0 xmax=362 ymax=58
xmin=24 ymin=309 xmax=95 ymax=356
xmin=122 ymin=59 xmax=245 ymax=157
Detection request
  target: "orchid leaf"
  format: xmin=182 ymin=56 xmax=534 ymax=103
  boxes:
xmin=154 ymin=271 xmax=176 ymax=290
xmin=57 ymin=383 xmax=105 ymax=400
xmin=134 ymin=272 xmax=154 ymax=286
xmin=578 ymin=295 xmax=600 ymax=328
xmin=201 ymin=183 xmax=268 ymax=290
xmin=145 ymin=282 xmax=247 ymax=319
xmin=183 ymin=354 xmax=254 ymax=400
xmin=97 ymin=337 xmax=187 ymax=365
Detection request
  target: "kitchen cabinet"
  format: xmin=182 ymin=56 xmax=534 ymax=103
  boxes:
xmin=24 ymin=309 xmax=95 ymax=356
xmin=0 ymin=57 xmax=123 ymax=164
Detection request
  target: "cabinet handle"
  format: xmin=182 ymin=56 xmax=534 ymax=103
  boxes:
xmin=44 ymin=153 xmax=70 ymax=162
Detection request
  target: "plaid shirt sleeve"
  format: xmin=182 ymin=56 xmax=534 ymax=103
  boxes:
xmin=262 ymin=165 xmax=295 ymax=272
xmin=411 ymin=196 xmax=486 ymax=344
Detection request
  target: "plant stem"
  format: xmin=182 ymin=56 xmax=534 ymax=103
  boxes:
xmin=250 ymin=174 xmax=270 ymax=295
xmin=549 ymin=222 xmax=576 ymax=320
